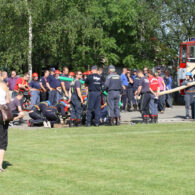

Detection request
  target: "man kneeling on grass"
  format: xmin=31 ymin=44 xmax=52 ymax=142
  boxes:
xmin=9 ymin=92 xmax=24 ymax=125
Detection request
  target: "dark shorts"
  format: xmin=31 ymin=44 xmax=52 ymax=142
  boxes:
xmin=0 ymin=112 xmax=9 ymax=150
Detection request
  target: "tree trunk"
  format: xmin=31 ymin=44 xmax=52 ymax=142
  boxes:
xmin=26 ymin=0 xmax=32 ymax=79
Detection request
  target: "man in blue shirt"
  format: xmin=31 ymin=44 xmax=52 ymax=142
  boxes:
xmin=120 ymin=68 xmax=128 ymax=111
xmin=47 ymin=70 xmax=62 ymax=105
xmin=29 ymin=72 xmax=41 ymax=109
xmin=40 ymin=70 xmax=50 ymax=101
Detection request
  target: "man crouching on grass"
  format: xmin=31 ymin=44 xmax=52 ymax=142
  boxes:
xmin=9 ymin=92 xmax=24 ymax=125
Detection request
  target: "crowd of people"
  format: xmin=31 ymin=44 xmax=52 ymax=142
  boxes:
xmin=0 ymin=65 xmax=177 ymax=128
xmin=1 ymin=65 xmax=195 ymax=172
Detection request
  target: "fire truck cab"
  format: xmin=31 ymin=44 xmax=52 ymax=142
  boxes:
xmin=178 ymin=38 xmax=195 ymax=94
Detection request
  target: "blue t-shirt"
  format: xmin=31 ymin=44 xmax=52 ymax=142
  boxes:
xmin=61 ymin=74 xmax=70 ymax=90
xmin=40 ymin=76 xmax=48 ymax=89
xmin=29 ymin=80 xmax=41 ymax=89
xmin=120 ymin=73 xmax=128 ymax=86
xmin=49 ymin=77 xmax=61 ymax=89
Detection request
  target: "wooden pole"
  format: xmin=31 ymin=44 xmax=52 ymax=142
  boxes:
xmin=159 ymin=82 xmax=195 ymax=96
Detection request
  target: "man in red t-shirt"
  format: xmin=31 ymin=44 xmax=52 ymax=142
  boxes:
xmin=148 ymin=71 xmax=160 ymax=123
xmin=14 ymin=73 xmax=30 ymax=93
xmin=13 ymin=73 xmax=30 ymax=109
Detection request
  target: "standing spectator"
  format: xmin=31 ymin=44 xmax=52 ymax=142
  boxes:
xmin=120 ymin=68 xmax=128 ymax=111
xmin=164 ymin=71 xmax=173 ymax=108
xmin=2 ymin=71 xmax=8 ymax=84
xmin=85 ymin=66 xmax=102 ymax=126
xmin=40 ymin=70 xmax=50 ymax=101
xmin=155 ymin=72 xmax=166 ymax=113
xmin=29 ymin=73 xmax=41 ymax=109
xmin=61 ymin=67 xmax=70 ymax=98
xmin=135 ymin=70 xmax=151 ymax=123
xmin=182 ymin=72 xmax=195 ymax=119
xmin=48 ymin=70 xmax=62 ymax=105
xmin=157 ymin=66 xmax=165 ymax=77
xmin=0 ymin=76 xmax=10 ymax=172
xmin=132 ymin=69 xmax=140 ymax=110
xmin=7 ymin=71 xmax=18 ymax=99
xmin=98 ymin=68 xmax=105 ymax=83
xmin=148 ymin=71 xmax=160 ymax=123
xmin=69 ymin=71 xmax=83 ymax=127
xmin=104 ymin=65 xmax=122 ymax=125
xmin=126 ymin=70 xmax=134 ymax=112
xmin=143 ymin=67 xmax=149 ymax=76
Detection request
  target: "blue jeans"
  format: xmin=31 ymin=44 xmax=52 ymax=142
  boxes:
xmin=30 ymin=91 xmax=40 ymax=109
xmin=149 ymin=94 xmax=158 ymax=116
xmin=49 ymin=90 xmax=61 ymax=105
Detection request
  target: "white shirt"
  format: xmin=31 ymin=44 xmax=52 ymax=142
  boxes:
xmin=0 ymin=85 xmax=7 ymax=105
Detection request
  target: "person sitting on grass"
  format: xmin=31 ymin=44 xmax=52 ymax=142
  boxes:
xmin=9 ymin=92 xmax=24 ymax=125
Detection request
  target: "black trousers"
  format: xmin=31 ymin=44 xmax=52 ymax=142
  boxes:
xmin=29 ymin=111 xmax=45 ymax=125
xmin=140 ymin=93 xmax=151 ymax=117
xmin=121 ymin=89 xmax=127 ymax=110
xmin=44 ymin=110 xmax=60 ymax=125
xmin=0 ymin=113 xmax=9 ymax=150
xmin=40 ymin=91 xmax=48 ymax=102
xmin=86 ymin=91 xmax=101 ymax=125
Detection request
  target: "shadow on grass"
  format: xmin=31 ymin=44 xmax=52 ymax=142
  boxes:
xmin=3 ymin=161 xmax=12 ymax=170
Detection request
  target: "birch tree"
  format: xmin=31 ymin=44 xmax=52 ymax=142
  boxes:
xmin=25 ymin=0 xmax=32 ymax=78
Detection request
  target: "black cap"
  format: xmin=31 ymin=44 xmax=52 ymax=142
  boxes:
xmin=91 ymin=65 xmax=98 ymax=70
xmin=133 ymin=68 xmax=137 ymax=72
xmin=157 ymin=66 xmax=161 ymax=70
xmin=50 ymin=67 xmax=55 ymax=72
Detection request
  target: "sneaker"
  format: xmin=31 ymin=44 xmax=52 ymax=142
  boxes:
xmin=47 ymin=121 xmax=51 ymax=128
xmin=9 ymin=121 xmax=14 ymax=127
xmin=43 ymin=121 xmax=48 ymax=128
xmin=185 ymin=116 xmax=190 ymax=119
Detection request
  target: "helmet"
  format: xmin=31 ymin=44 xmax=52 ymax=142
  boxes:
xmin=186 ymin=72 xmax=192 ymax=77
xmin=32 ymin=72 xmax=38 ymax=77
xmin=46 ymin=101 xmax=51 ymax=106
xmin=60 ymin=101 xmax=66 ymax=107
xmin=69 ymin=72 xmax=75 ymax=77
xmin=55 ymin=70 xmax=61 ymax=74
xmin=86 ymin=70 xmax=92 ymax=75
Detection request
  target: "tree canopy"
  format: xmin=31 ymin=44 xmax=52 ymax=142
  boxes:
xmin=0 ymin=0 xmax=194 ymax=74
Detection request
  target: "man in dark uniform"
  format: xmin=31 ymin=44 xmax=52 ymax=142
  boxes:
xmin=29 ymin=72 xmax=41 ymax=109
xmin=135 ymin=70 xmax=151 ymax=124
xmin=85 ymin=66 xmax=102 ymax=126
xmin=47 ymin=70 xmax=62 ymax=105
xmin=69 ymin=71 xmax=83 ymax=127
xmin=27 ymin=101 xmax=51 ymax=127
xmin=40 ymin=70 xmax=50 ymax=101
xmin=61 ymin=67 xmax=70 ymax=98
xmin=44 ymin=101 xmax=67 ymax=128
xmin=132 ymin=69 xmax=140 ymax=110
xmin=104 ymin=65 xmax=122 ymax=125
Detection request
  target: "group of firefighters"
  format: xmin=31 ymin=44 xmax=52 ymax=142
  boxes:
xmin=8 ymin=64 xmax=195 ymax=128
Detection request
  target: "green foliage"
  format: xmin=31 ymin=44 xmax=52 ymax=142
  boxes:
xmin=0 ymin=0 xmax=194 ymax=73
xmin=1 ymin=123 xmax=195 ymax=194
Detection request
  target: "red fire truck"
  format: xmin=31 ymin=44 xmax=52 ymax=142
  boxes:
xmin=178 ymin=38 xmax=195 ymax=94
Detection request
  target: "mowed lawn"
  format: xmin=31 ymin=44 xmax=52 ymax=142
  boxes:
xmin=0 ymin=123 xmax=195 ymax=195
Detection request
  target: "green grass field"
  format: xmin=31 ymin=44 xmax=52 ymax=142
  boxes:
xmin=0 ymin=123 xmax=195 ymax=195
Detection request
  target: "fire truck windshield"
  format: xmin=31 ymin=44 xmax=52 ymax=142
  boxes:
xmin=181 ymin=46 xmax=186 ymax=63
xmin=189 ymin=46 xmax=195 ymax=60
